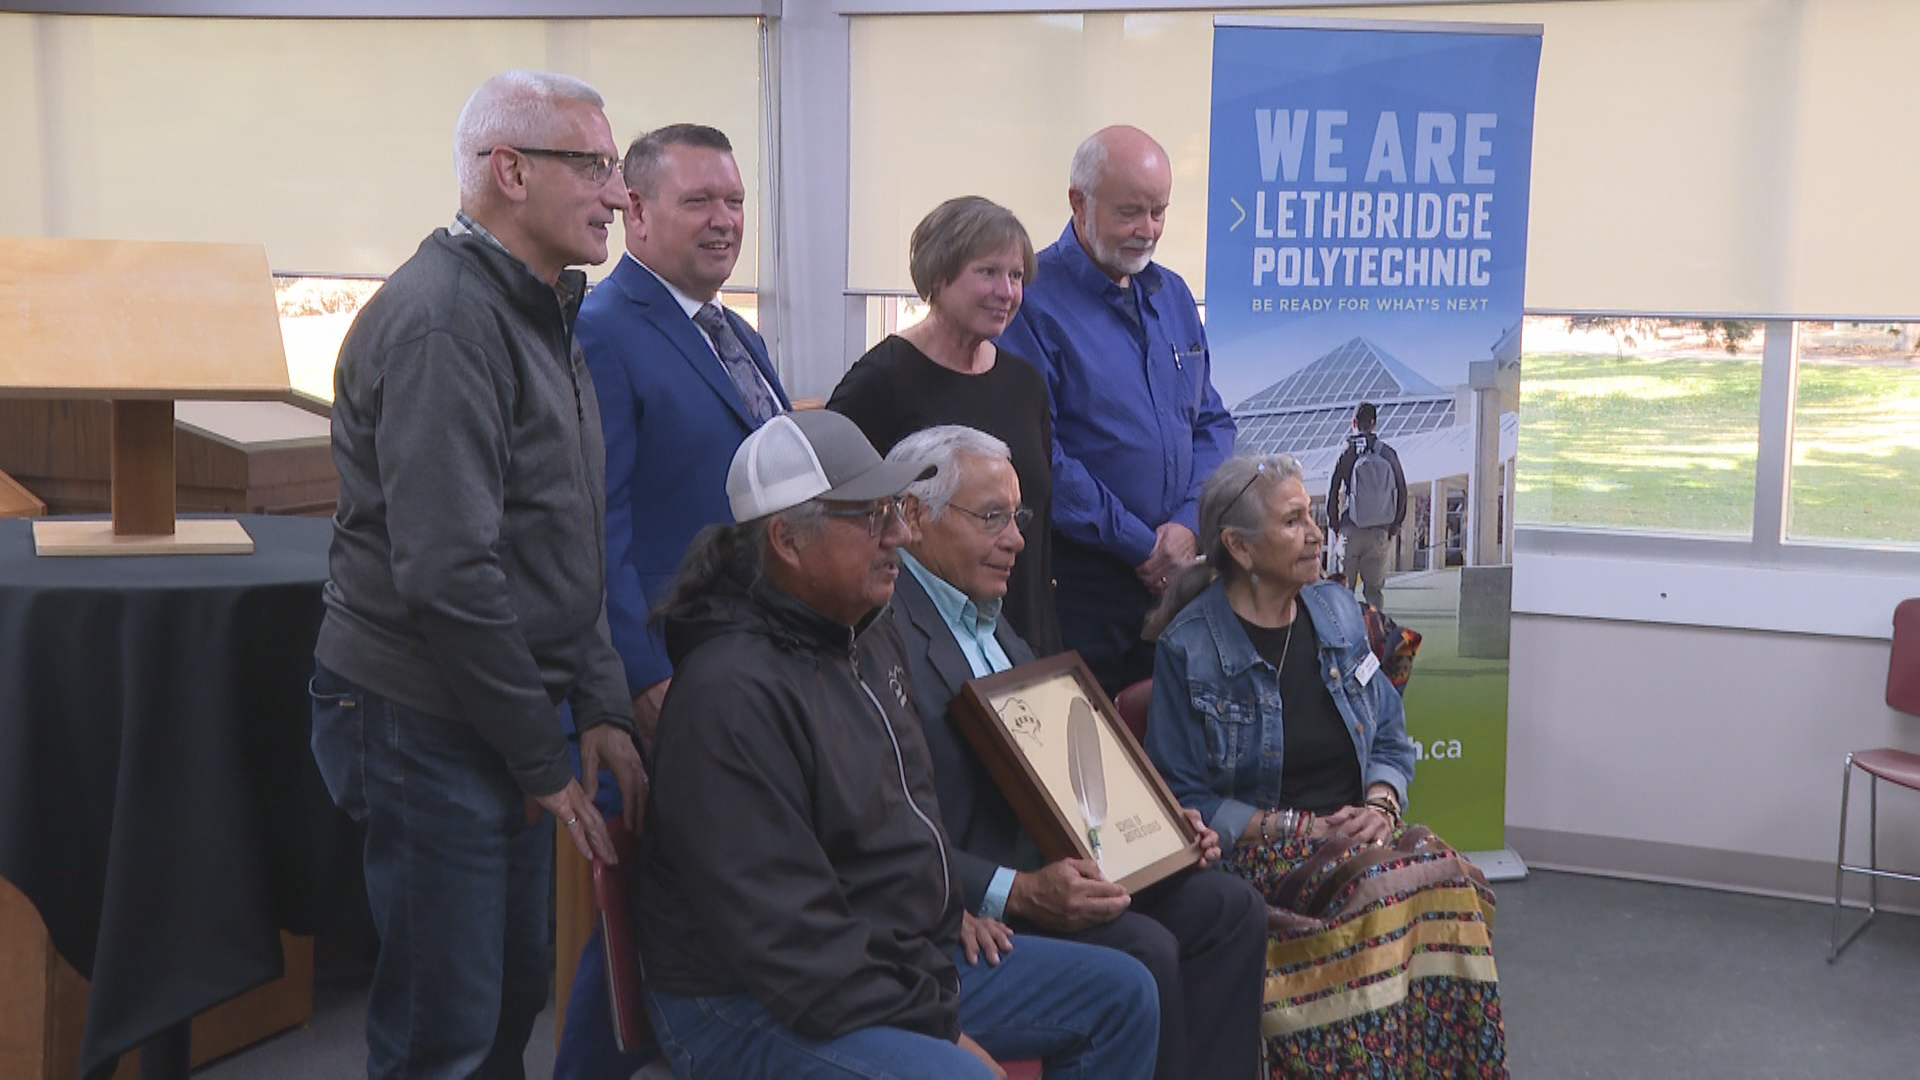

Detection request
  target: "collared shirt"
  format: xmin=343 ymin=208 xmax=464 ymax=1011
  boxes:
xmin=997 ymin=222 xmax=1238 ymax=567
xmin=623 ymin=252 xmax=777 ymax=405
xmin=899 ymin=551 xmax=1023 ymax=919
xmin=451 ymin=211 xmax=583 ymax=308
xmin=450 ymin=209 xmax=507 ymax=252
xmin=901 ymin=551 xmax=1012 ymax=679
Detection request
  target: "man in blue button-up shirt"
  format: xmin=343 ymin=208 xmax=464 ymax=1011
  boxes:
xmin=999 ymin=125 xmax=1237 ymax=695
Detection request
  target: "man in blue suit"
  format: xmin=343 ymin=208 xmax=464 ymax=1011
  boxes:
xmin=559 ymin=122 xmax=789 ymax=1079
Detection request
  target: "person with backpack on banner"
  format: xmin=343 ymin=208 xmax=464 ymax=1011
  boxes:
xmin=1327 ymin=402 xmax=1407 ymax=611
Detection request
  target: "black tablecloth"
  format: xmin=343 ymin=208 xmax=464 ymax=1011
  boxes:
xmin=0 ymin=515 xmax=360 ymax=1076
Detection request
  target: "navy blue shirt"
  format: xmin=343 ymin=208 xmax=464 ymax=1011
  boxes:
xmin=999 ymin=222 xmax=1236 ymax=567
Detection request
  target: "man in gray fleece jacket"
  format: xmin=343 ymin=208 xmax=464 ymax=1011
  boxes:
xmin=308 ymin=70 xmax=645 ymax=1079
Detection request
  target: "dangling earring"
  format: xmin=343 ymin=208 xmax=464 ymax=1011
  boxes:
xmin=1250 ymin=570 xmax=1260 ymax=587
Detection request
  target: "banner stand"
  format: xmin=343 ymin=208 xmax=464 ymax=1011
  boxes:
xmin=1205 ymin=16 xmax=1544 ymax=855
xmin=1466 ymin=848 xmax=1529 ymax=883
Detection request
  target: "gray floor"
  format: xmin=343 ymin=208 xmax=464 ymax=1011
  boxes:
xmin=198 ymin=870 xmax=1919 ymax=1079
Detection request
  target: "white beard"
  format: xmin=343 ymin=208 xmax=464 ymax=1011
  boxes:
xmin=1094 ymin=237 xmax=1154 ymax=277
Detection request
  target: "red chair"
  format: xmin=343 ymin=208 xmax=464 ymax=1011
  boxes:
xmin=1114 ymin=678 xmax=1153 ymax=744
xmin=1828 ymin=597 xmax=1920 ymax=960
xmin=590 ymin=822 xmax=1045 ymax=1075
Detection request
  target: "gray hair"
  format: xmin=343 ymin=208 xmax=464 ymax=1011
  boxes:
xmin=907 ymin=196 xmax=1036 ymax=302
xmin=623 ymin=123 xmax=734 ymax=198
xmin=1069 ymin=133 xmax=1109 ymax=200
xmin=1142 ymin=453 xmax=1306 ymax=640
xmin=888 ymin=426 xmax=1012 ymax=520
xmin=453 ymin=70 xmax=605 ymax=204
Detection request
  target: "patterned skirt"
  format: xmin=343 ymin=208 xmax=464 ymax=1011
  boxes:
xmin=1225 ymin=824 xmax=1507 ymax=1079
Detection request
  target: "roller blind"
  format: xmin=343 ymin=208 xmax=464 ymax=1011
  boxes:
xmin=0 ymin=13 xmax=763 ymax=284
xmin=848 ymin=1 xmax=1920 ymax=319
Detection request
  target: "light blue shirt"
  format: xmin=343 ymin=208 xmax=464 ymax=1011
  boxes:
xmin=901 ymin=551 xmax=1012 ymax=679
xmin=900 ymin=551 xmax=1021 ymax=918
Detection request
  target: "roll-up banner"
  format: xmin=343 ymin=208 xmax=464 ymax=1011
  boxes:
xmin=1206 ymin=17 xmax=1542 ymax=860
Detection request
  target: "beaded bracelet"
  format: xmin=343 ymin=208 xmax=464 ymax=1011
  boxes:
xmin=1258 ymin=811 xmax=1273 ymax=844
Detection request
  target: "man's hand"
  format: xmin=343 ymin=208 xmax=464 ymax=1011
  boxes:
xmin=581 ymin=720 xmax=648 ymax=835
xmin=1182 ymin=807 xmax=1224 ymax=868
xmin=1005 ymin=859 xmax=1130 ymax=933
xmin=959 ymin=910 xmax=1015 ymax=967
xmin=1136 ymin=522 xmax=1199 ymax=593
xmin=957 ymin=1033 xmax=1007 ymax=1080
xmin=534 ymin=779 xmax=616 ymax=864
xmin=631 ymin=678 xmax=670 ymax=757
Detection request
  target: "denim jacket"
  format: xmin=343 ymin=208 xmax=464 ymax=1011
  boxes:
xmin=1144 ymin=578 xmax=1416 ymax=845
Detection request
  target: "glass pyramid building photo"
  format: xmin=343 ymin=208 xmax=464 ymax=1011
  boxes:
xmin=1232 ymin=336 xmax=1457 ymax=458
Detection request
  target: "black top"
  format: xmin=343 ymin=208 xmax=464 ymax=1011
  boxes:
xmin=1238 ymin=604 xmax=1363 ymax=814
xmin=828 ymin=334 xmax=1061 ymax=655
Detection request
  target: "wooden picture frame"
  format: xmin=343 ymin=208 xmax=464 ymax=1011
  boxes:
xmin=951 ymin=652 xmax=1201 ymax=893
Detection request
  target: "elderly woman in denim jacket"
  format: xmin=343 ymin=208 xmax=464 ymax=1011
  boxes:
xmin=1141 ymin=454 xmax=1506 ymax=1080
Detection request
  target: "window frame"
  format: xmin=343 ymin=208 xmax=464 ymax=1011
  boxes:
xmin=1513 ymin=315 xmax=1920 ymax=640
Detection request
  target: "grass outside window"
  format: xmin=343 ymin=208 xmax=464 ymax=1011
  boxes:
xmin=1516 ymin=319 xmax=1761 ymax=536
xmin=1788 ymin=323 xmax=1920 ymax=547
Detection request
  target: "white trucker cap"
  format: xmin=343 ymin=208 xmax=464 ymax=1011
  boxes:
xmin=727 ymin=410 xmax=935 ymax=523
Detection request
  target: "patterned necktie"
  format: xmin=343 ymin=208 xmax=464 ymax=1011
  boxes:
xmin=693 ymin=302 xmax=778 ymax=427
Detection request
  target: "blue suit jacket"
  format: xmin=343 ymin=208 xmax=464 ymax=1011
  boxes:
xmin=578 ymin=256 xmax=790 ymax=695
xmin=890 ymin=569 xmax=1039 ymax=910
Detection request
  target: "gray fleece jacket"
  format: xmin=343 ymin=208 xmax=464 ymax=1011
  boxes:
xmin=316 ymin=228 xmax=632 ymax=797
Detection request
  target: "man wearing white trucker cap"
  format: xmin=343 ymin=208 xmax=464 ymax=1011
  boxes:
xmin=632 ymin=409 xmax=1158 ymax=1080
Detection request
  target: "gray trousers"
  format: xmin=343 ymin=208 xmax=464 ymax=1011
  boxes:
xmin=1344 ymin=524 xmax=1392 ymax=610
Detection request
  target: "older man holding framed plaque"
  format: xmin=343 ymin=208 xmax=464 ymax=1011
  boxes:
xmin=886 ymin=426 xmax=1267 ymax=1080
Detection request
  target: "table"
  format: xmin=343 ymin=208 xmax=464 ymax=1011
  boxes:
xmin=0 ymin=515 xmax=359 ymax=1078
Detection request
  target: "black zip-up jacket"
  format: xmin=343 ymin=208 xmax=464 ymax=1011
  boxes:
xmin=316 ymin=229 xmax=633 ymax=797
xmin=633 ymin=567 xmax=964 ymax=1041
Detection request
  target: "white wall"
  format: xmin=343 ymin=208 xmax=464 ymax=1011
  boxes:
xmin=1507 ymin=611 xmax=1920 ymax=909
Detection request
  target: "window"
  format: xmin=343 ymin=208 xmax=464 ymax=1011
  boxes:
xmin=1787 ymin=322 xmax=1920 ymax=548
xmin=277 ymin=276 xmax=382 ymax=403
xmin=277 ymin=279 xmax=761 ymax=404
xmin=1516 ymin=316 xmax=1762 ymax=536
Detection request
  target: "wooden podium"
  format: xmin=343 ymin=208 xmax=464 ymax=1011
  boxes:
xmin=0 ymin=399 xmax=337 ymax=521
xmin=0 ymin=470 xmax=43 ymax=519
xmin=0 ymin=237 xmax=297 ymax=555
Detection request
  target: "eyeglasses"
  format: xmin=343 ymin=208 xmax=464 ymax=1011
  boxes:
xmin=1220 ymin=460 xmax=1271 ymax=520
xmin=479 ymin=147 xmax=622 ymax=185
xmin=821 ymin=495 xmax=910 ymax=539
xmin=948 ymin=503 xmax=1033 ymax=535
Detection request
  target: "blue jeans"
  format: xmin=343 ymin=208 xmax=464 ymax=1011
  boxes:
xmin=645 ymin=935 xmax=1158 ymax=1080
xmin=310 ymin=663 xmax=552 ymax=1080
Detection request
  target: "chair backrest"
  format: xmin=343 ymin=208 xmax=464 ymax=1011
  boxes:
xmin=1114 ymin=678 xmax=1152 ymax=744
xmin=1890 ymin=598 xmax=1920 ymax=716
xmin=591 ymin=817 xmax=651 ymax=1054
